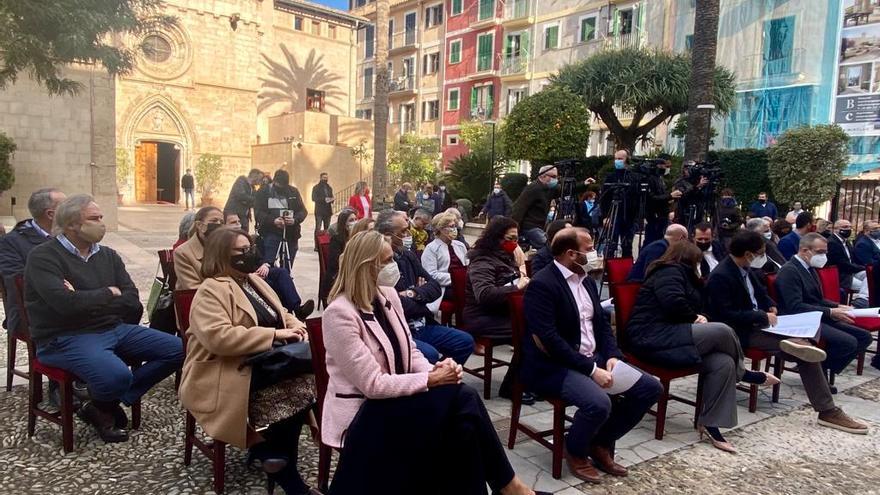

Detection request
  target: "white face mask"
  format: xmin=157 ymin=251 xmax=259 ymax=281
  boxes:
xmin=346 ymin=221 xmax=356 ymax=232
xmin=402 ymin=235 xmax=413 ymax=250
xmin=586 ymin=250 xmax=601 ymax=271
xmin=749 ymin=253 xmax=767 ymax=269
xmin=762 ymin=231 xmax=772 ymax=240
xmin=378 ymin=262 xmax=401 ymax=287
xmin=444 ymin=227 xmax=458 ymax=238
xmin=809 ymin=253 xmax=828 ymax=268
xmin=574 ymin=250 xmax=598 ymax=274
xmin=493 ymin=188 xmax=501 ymax=195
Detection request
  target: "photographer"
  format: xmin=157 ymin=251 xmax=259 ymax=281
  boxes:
xmin=641 ymin=154 xmax=683 ymax=245
xmin=511 ymin=165 xmax=559 ymax=249
xmin=254 ymin=169 xmax=307 ymax=268
xmin=599 ymin=150 xmax=638 ymax=258
xmin=673 ymin=161 xmax=711 ymax=230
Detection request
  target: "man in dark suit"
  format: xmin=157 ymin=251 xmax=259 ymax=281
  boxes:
xmin=777 ymin=211 xmax=813 ymax=260
xmin=693 ymin=222 xmax=727 ymax=279
xmin=827 ymin=219 xmax=869 ymax=307
xmin=775 ymin=233 xmax=872 ymax=384
xmin=310 ymin=172 xmax=334 ymax=251
xmin=707 ymin=231 xmax=866 ymax=434
xmin=223 ymin=168 xmax=263 ymax=233
xmin=523 ymin=227 xmax=662 ymax=483
xmin=627 ymin=223 xmax=687 ymax=281
xmin=854 ymin=220 xmax=880 ymax=265
xmin=745 ymin=217 xmax=785 ymax=273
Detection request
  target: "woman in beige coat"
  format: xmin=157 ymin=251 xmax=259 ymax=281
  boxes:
xmin=174 ymin=205 xmax=223 ymax=290
xmin=179 ymin=226 xmax=318 ymax=495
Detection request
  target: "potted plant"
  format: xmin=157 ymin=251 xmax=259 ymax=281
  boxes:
xmin=115 ymin=148 xmax=133 ymax=205
xmin=195 ymin=153 xmax=223 ymax=206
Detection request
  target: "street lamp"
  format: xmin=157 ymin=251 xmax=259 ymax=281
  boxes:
xmin=696 ymin=103 xmax=715 ymax=161
xmin=485 ymin=119 xmax=497 ymax=191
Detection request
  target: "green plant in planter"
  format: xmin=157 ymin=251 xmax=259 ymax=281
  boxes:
xmin=195 ymin=153 xmax=224 ymax=205
xmin=0 ymin=132 xmax=16 ymax=195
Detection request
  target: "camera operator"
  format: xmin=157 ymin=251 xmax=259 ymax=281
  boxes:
xmin=673 ymin=160 xmax=711 ymax=230
xmin=642 ymin=153 xmax=682 ymax=245
xmin=254 ymin=169 xmax=307 ymax=267
xmin=599 ymin=150 xmax=638 ymax=258
xmin=511 ymin=165 xmax=559 ymax=249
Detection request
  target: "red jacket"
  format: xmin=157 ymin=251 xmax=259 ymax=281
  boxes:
xmin=348 ymin=192 xmax=372 ymax=219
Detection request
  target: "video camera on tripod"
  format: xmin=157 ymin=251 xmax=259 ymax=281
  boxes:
xmin=548 ymin=159 xmax=584 ymax=222
xmin=685 ymin=160 xmax=724 ymax=185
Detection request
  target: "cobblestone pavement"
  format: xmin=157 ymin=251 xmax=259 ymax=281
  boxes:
xmin=1 ymin=205 xmax=879 ymax=494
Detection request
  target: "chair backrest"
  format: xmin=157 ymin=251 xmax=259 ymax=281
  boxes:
xmin=305 ymin=317 xmax=329 ymax=424
xmin=173 ymin=289 xmax=198 ymax=350
xmin=317 ymin=231 xmax=331 ymax=273
xmin=817 ymin=266 xmax=841 ymax=303
xmin=610 ymin=281 xmax=641 ymax=344
xmin=449 ymin=266 xmax=468 ymax=325
xmin=606 ymin=257 xmax=634 ymax=285
xmin=868 ymin=264 xmax=876 ymax=306
xmin=766 ymin=273 xmax=779 ymax=303
xmin=507 ymin=291 xmax=526 ymax=365
xmin=158 ymin=249 xmax=177 ymax=289
xmin=12 ymin=274 xmax=32 ymax=337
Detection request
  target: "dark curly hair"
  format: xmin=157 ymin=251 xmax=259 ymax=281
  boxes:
xmin=334 ymin=207 xmax=358 ymax=245
xmin=472 ymin=216 xmax=518 ymax=253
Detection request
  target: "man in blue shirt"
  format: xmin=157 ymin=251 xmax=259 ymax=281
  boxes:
xmin=748 ymin=192 xmax=778 ymax=220
xmin=778 ymin=211 xmax=813 ymax=260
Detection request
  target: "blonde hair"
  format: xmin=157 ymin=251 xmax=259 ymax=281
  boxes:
xmin=329 ymin=230 xmax=388 ymax=311
xmin=350 ymin=217 xmax=375 ymax=236
xmin=431 ymin=212 xmax=457 ymax=231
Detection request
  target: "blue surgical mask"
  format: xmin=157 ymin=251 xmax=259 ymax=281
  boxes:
xmin=614 ymin=159 xmax=625 ymax=170
xmin=548 ymin=178 xmax=559 ymax=188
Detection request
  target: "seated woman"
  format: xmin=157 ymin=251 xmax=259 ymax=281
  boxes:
xmin=322 ymin=231 xmax=549 ymax=495
xmin=421 ymin=211 xmax=468 ymax=299
xmin=320 ymin=208 xmax=358 ymax=303
xmin=350 ymin=216 xmax=374 ymax=236
xmin=173 ymin=211 xmax=196 ymax=250
xmin=175 ymin=206 xmax=223 ymax=290
xmin=443 ymin=206 xmax=471 ymax=249
xmin=624 ymin=241 xmax=779 ymax=453
xmin=179 ymin=227 xmax=318 ymax=494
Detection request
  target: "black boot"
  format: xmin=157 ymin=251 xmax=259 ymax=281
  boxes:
xmin=293 ymin=300 xmax=315 ymax=321
xmin=78 ymin=401 xmax=128 ymax=443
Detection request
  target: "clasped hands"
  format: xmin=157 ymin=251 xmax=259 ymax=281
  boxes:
xmin=427 ymin=358 xmax=462 ymax=388
xmin=274 ymin=324 xmax=308 ymax=343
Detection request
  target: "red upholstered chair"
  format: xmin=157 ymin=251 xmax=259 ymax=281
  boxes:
xmin=605 ymin=257 xmax=634 ymax=285
xmin=316 ymin=231 xmax=331 ymax=309
xmin=458 ymin=266 xmax=512 ymax=399
xmin=505 ymin=291 xmax=572 ymax=479
xmin=438 ymin=265 xmax=466 ymax=327
xmin=305 ymin=317 xmax=335 ymax=492
xmin=176 ymin=289 xmax=229 ymax=494
xmin=817 ymin=266 xmax=880 ymax=375
xmin=2 ymin=276 xmax=32 ymax=391
xmin=610 ymin=281 xmax=704 ymax=440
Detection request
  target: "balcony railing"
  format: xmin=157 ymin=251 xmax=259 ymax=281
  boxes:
xmin=388 ymin=75 xmax=416 ymax=93
xmin=390 ymin=30 xmax=418 ymax=50
xmin=738 ymin=48 xmax=806 ymax=86
xmin=503 ymin=0 xmax=531 ymax=20
xmin=501 ymin=55 xmax=528 ymax=76
xmin=604 ymin=32 xmax=640 ymax=50
xmin=393 ymin=121 xmax=417 ymax=135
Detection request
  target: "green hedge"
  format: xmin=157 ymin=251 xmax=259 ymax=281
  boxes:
xmin=709 ymin=148 xmax=772 ymax=207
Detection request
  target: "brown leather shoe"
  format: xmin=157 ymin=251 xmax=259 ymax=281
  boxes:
xmin=564 ymin=446 xmax=601 ymax=483
xmin=818 ymin=407 xmax=869 ymax=434
xmin=590 ymin=445 xmax=628 ymax=477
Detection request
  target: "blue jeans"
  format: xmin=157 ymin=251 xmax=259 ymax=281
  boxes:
xmin=522 ymin=227 xmax=548 ymax=250
xmin=412 ymin=324 xmax=475 ymax=365
xmin=264 ymin=266 xmax=302 ymax=311
xmin=36 ymin=324 xmax=183 ymax=406
xmin=183 ymin=189 xmax=195 ymax=209
xmin=261 ymin=232 xmax=299 ymax=269
xmin=558 ymin=365 xmax=661 ymax=457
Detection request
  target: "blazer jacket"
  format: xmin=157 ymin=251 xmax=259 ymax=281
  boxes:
xmin=348 ymin=193 xmax=372 ymax=219
xmin=706 ymin=256 xmax=774 ymax=348
xmin=827 ymin=234 xmax=864 ymax=290
xmin=421 ymin=238 xmax=468 ymax=287
xmin=627 ymin=239 xmax=668 ymax=282
xmin=774 ymin=258 xmax=838 ymax=323
xmin=173 ymin=235 xmax=204 ymax=290
xmin=854 ymin=236 xmax=880 ymax=265
xmin=522 ymin=262 xmax=623 ymax=396
xmin=178 ymin=274 xmax=303 ymax=449
xmin=777 ymin=231 xmax=801 ymax=261
xmin=321 ymin=287 xmax=432 ymax=448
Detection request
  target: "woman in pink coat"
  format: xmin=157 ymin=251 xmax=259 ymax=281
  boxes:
xmin=321 ymin=230 xmax=549 ymax=495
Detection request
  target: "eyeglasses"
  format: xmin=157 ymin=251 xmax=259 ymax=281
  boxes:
xmin=232 ymin=246 xmax=254 ymax=255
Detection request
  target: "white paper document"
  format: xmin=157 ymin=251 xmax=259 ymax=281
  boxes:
xmin=600 ymin=298 xmax=614 ymax=311
xmin=604 ymin=361 xmax=642 ymax=395
xmin=761 ymin=311 xmax=822 ymax=339
xmin=848 ymin=307 xmax=880 ymax=318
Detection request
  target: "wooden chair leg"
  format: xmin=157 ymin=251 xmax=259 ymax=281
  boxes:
xmin=655 ymin=379 xmax=670 ymax=440
xmin=857 ymin=351 xmax=865 ymax=376
xmin=507 ymin=378 xmax=522 ymax=449
xmin=693 ymin=374 xmax=705 ymax=430
xmin=60 ymin=378 xmax=75 ymax=453
xmin=748 ymin=358 xmax=760 ymax=413
xmin=212 ymin=441 xmax=226 ymax=494
xmin=6 ymin=334 xmax=15 ymax=391
xmin=183 ymin=412 xmax=195 ymax=466
xmin=27 ymin=371 xmax=40 ymax=437
xmin=483 ymin=343 xmax=493 ymax=400
xmin=551 ymin=404 xmax=565 ymax=479
xmin=131 ymin=400 xmax=141 ymax=430
xmin=772 ymin=357 xmax=782 ymax=403
xmin=318 ymin=444 xmax=332 ymax=493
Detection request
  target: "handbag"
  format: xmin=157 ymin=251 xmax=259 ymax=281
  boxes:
xmin=242 ymin=340 xmax=314 ymax=391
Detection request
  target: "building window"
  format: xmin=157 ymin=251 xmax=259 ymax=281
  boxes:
xmin=478 ymin=0 xmax=495 ymax=21
xmin=328 ymin=25 xmax=337 ymax=39
xmin=356 ymin=108 xmax=373 ymax=120
xmin=447 ymin=134 xmax=460 ymax=145
xmin=447 ymin=88 xmax=460 ymax=110
xmin=423 ymin=100 xmax=440 ymax=121
xmin=425 ymin=4 xmax=443 ymax=28
xmin=449 ymin=39 xmax=462 ymax=64
xmin=312 ymin=21 xmax=321 ymax=35
xmin=451 ymin=0 xmax=463 ymax=16
xmin=579 ymin=15 xmax=597 ymax=43
xmin=423 ymin=52 xmax=440 ymax=75
xmin=507 ymin=88 xmax=527 ymax=114
xmin=364 ymin=67 xmax=374 ymax=98
xmin=142 ymin=34 xmax=173 ymax=63
xmin=294 ymin=16 xmax=303 ymax=31
xmin=763 ymin=16 xmax=795 ymax=76
xmin=364 ymin=25 xmax=375 ymax=58
xmin=363 ymin=109 xmax=373 ymax=120
xmin=477 ymin=33 xmax=494 ymax=72
xmin=388 ymin=19 xmax=394 ymax=49
xmin=617 ymin=9 xmax=634 ymax=35
xmin=543 ymin=24 xmax=559 ymax=50
xmin=685 ymin=34 xmax=694 ymax=51
xmin=470 ymin=84 xmax=494 ymax=118
xmin=306 ymin=89 xmax=325 ymax=112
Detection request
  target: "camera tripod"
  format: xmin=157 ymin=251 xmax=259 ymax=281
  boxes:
xmin=274 ymin=223 xmax=293 ymax=272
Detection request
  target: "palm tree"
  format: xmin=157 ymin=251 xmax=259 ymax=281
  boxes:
xmin=684 ymin=0 xmax=721 ymax=162
xmin=257 ymin=46 xmax=344 ymax=114
xmin=372 ymin=0 xmax=390 ymax=201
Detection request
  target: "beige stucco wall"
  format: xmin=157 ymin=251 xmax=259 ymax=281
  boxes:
xmin=0 ymin=65 xmax=118 ymax=229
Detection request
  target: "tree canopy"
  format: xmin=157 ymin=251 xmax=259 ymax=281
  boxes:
xmin=501 ymin=86 xmax=590 ymax=165
xmin=767 ymin=124 xmax=849 ymax=209
xmin=387 ymin=134 xmax=440 ymax=187
xmin=0 ymin=132 xmax=16 ymax=193
xmin=0 ymin=0 xmax=175 ymax=95
xmin=551 ymin=47 xmax=735 ymax=152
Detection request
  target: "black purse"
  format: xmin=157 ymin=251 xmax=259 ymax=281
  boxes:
xmin=242 ymin=340 xmax=314 ymax=391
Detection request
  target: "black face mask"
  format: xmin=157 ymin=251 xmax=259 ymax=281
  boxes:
xmin=839 ymin=229 xmax=852 ymax=239
xmin=231 ymin=249 xmax=262 ymax=274
xmin=204 ymin=222 xmax=222 ymax=236
xmin=696 ymin=241 xmax=711 ymax=252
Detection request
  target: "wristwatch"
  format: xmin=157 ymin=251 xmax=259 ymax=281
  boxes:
xmin=405 ymin=290 xmax=415 ymax=298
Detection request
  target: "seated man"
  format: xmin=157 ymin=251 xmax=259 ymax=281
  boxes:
xmin=777 ymin=211 xmax=813 ymax=260
xmin=707 ymin=231 xmax=867 ymax=434
xmin=744 ymin=217 xmax=784 ymax=273
xmin=693 ymin=222 xmax=727 ymax=279
xmin=853 ymin=220 xmax=880 ymax=266
xmin=376 ymin=210 xmax=474 ymax=365
xmin=775 ymin=233 xmax=872 ymax=386
xmin=627 ymin=223 xmax=687 ymax=282
xmin=523 ymin=227 xmax=662 ymax=483
xmin=409 ymin=207 xmax=432 ymax=253
xmin=530 ymin=219 xmax=572 ymax=275
xmin=24 ymin=194 xmax=183 ymax=443
xmin=827 ymin=219 xmax=869 ymax=308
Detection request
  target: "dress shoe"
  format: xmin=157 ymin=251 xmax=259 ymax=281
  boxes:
xmin=294 ymin=300 xmax=315 ymax=321
xmin=698 ymin=425 xmax=736 ymax=453
xmin=563 ymin=446 xmax=601 ymax=483
xmin=111 ymin=402 xmax=129 ymax=429
xmin=77 ymin=401 xmax=129 ymax=443
xmin=818 ymin=407 xmax=869 ymax=435
xmin=590 ymin=445 xmax=628 ymax=477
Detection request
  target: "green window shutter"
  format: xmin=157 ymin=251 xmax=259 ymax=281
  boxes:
xmin=452 ymin=0 xmax=462 ymax=15
xmin=450 ymin=90 xmax=459 ymax=110
xmin=486 ymin=85 xmax=494 ymax=117
xmin=522 ymin=31 xmax=530 ymax=57
xmin=470 ymin=87 xmax=478 ymax=117
xmin=479 ymin=0 xmax=494 ymax=20
xmin=504 ymin=34 xmax=511 ymax=58
xmin=581 ymin=17 xmax=595 ymax=42
xmin=545 ymin=26 xmax=558 ymax=50
xmin=450 ymin=41 xmax=461 ymax=63
xmin=613 ymin=9 xmax=619 ymax=36
xmin=478 ymin=34 xmax=493 ymax=71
